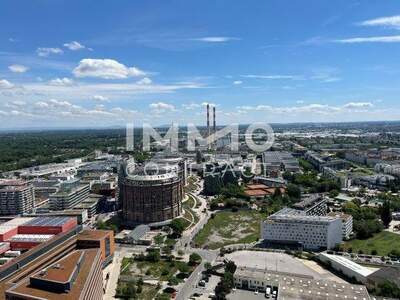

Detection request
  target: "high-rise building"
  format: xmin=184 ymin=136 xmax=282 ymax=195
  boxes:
xmin=0 ymin=180 xmax=35 ymax=216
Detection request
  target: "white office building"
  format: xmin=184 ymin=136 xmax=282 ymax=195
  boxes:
xmin=261 ymin=208 xmax=342 ymax=250
xmin=327 ymin=212 xmax=353 ymax=240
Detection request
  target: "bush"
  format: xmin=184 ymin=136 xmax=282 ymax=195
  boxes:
xmin=189 ymin=253 xmax=202 ymax=266
xmin=168 ymin=276 xmax=180 ymax=286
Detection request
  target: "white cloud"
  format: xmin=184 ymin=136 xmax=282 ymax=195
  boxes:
xmin=34 ymin=101 xmax=50 ymax=109
xmin=48 ymin=77 xmax=74 ymax=86
xmin=241 ymin=74 xmax=299 ymax=80
xmin=191 ymin=36 xmax=240 ymax=43
xmin=136 ymin=77 xmax=152 ymax=85
xmin=36 ymin=47 xmax=64 ymax=57
xmin=92 ymin=95 xmax=109 ymax=102
xmin=8 ymin=64 xmax=29 ymax=73
xmin=182 ymin=103 xmax=201 ymax=110
xmin=6 ymin=100 xmax=26 ymax=108
xmin=47 ymin=99 xmax=76 ymax=109
xmin=233 ymin=80 xmax=243 ymax=85
xmin=63 ymin=41 xmax=86 ymax=51
xmin=149 ymin=102 xmax=175 ymax=112
xmin=201 ymin=102 xmax=217 ymax=107
xmin=343 ymin=102 xmax=374 ymax=109
xmin=335 ymin=35 xmax=400 ymax=43
xmin=359 ymin=15 xmax=400 ymax=29
xmin=237 ymin=102 xmax=376 ymax=115
xmin=0 ymin=79 xmax=14 ymax=89
xmin=73 ymin=59 xmax=146 ymax=79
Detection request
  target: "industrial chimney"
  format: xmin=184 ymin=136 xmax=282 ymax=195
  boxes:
xmin=213 ymin=106 xmax=216 ymax=134
xmin=207 ymin=103 xmax=210 ymax=139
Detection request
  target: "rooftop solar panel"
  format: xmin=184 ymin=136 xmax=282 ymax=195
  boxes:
xmin=24 ymin=217 xmax=71 ymax=227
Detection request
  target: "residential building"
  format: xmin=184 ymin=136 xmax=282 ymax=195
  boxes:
xmin=293 ymin=194 xmax=327 ymax=216
xmin=72 ymin=194 xmax=103 ymax=218
xmin=49 ymin=179 xmax=89 ymax=211
xmin=0 ymin=180 xmax=35 ymax=216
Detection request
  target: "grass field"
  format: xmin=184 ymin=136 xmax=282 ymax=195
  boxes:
xmin=343 ymin=231 xmax=400 ymax=256
xmin=193 ymin=210 xmax=264 ymax=249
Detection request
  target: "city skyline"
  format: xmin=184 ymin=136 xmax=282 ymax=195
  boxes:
xmin=1 ymin=0 xmax=400 ymax=128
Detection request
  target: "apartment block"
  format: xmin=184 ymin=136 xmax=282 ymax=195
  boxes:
xmin=0 ymin=180 xmax=35 ymax=216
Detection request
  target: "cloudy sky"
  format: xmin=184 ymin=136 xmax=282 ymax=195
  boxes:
xmin=1 ymin=0 xmax=400 ymax=129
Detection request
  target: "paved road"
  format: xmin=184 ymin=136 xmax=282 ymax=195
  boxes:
xmin=103 ymin=248 xmax=123 ymax=299
xmin=175 ymin=182 xmax=219 ymax=300
xmin=103 ymin=245 xmax=141 ymax=299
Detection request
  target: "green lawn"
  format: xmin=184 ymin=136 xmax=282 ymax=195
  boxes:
xmin=184 ymin=195 xmax=196 ymax=209
xmin=116 ymin=282 xmax=159 ymax=300
xmin=193 ymin=210 xmax=264 ymax=249
xmin=343 ymin=231 xmax=400 ymax=256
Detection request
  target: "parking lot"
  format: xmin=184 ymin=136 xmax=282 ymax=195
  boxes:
xmin=227 ymin=289 xmax=267 ymax=300
xmin=225 ymin=251 xmax=316 ymax=277
xmin=225 ymin=250 xmax=346 ymax=282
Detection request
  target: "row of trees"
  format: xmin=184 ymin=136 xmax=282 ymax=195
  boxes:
xmin=342 ymin=201 xmax=384 ymax=239
xmin=214 ymin=261 xmax=237 ymax=299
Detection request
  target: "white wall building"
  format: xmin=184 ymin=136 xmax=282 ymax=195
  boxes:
xmin=318 ymin=253 xmax=378 ymax=284
xmin=327 ymin=212 xmax=353 ymax=240
xmin=261 ymin=208 xmax=342 ymax=250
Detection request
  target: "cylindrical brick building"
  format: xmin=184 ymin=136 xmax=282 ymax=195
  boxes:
xmin=120 ymin=160 xmax=185 ymax=225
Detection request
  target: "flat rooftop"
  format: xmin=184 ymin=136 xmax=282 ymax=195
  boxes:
xmin=319 ymin=253 xmax=378 ymax=278
xmin=31 ymin=250 xmax=83 ymax=283
xmin=5 ymin=249 xmax=100 ymax=300
xmin=77 ymin=229 xmax=111 ymax=241
xmin=235 ymin=267 xmax=370 ymax=300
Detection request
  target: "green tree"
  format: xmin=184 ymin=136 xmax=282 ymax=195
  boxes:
xmin=225 ymin=260 xmax=237 ymax=274
xmin=170 ymin=218 xmax=186 ymax=237
xmin=189 ymin=253 xmax=202 ymax=266
xmin=286 ymin=184 xmax=301 ymax=200
xmin=380 ymin=200 xmax=392 ymax=228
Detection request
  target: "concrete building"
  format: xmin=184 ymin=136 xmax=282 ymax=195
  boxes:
xmin=233 ymin=267 xmax=371 ymax=300
xmin=318 ymin=253 xmax=378 ymax=284
xmin=77 ymin=230 xmax=115 ymax=267
xmin=16 ymin=163 xmax=78 ymax=180
xmin=49 ymin=179 xmax=90 ymax=211
xmin=262 ymin=151 xmax=300 ymax=175
xmin=0 ymin=180 xmax=35 ymax=216
xmin=72 ymin=194 xmax=103 ymax=218
xmin=4 ymin=248 xmax=103 ymax=300
xmin=353 ymin=174 xmax=395 ymax=190
xmin=305 ymin=151 xmax=348 ymax=172
xmin=327 ymin=212 xmax=353 ymax=240
xmin=0 ymin=227 xmax=115 ymax=299
xmin=293 ymin=194 xmax=328 ymax=216
xmin=261 ymin=208 xmax=342 ymax=250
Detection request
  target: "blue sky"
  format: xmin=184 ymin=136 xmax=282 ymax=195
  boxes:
xmin=1 ymin=0 xmax=400 ymax=128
